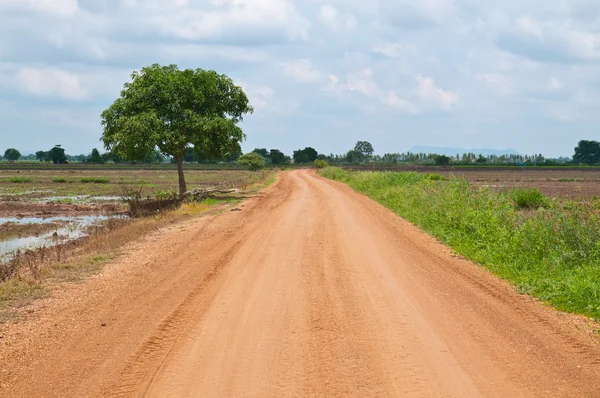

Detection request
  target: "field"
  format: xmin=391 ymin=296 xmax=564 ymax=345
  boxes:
xmin=0 ymin=166 xmax=266 ymax=201
xmin=435 ymin=168 xmax=600 ymax=200
xmin=0 ymin=165 xmax=273 ymax=288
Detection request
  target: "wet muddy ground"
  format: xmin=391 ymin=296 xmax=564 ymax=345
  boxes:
xmin=0 ymin=167 xmax=264 ymax=264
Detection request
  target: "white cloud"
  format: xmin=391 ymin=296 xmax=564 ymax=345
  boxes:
xmin=0 ymin=0 xmax=79 ymax=17
xmin=279 ymin=60 xmax=322 ymax=83
xmin=152 ymin=0 xmax=311 ymax=42
xmin=478 ymin=73 xmax=512 ymax=94
xmin=328 ymin=69 xmax=417 ymax=113
xmin=373 ymin=43 xmax=417 ymax=58
xmin=240 ymin=83 xmax=299 ymax=115
xmin=417 ymin=75 xmax=457 ymax=109
xmin=319 ymin=5 xmax=357 ymax=30
xmin=516 ymin=17 xmax=544 ymax=40
xmin=17 ymin=68 xmax=88 ymax=100
xmin=384 ymin=93 xmax=418 ymax=114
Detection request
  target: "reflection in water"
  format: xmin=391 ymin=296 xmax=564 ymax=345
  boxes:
xmin=0 ymin=215 xmax=123 ymax=262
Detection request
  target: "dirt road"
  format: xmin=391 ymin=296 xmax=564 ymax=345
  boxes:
xmin=2 ymin=170 xmax=600 ymax=397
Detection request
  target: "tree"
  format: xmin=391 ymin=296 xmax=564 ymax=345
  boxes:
xmin=573 ymin=140 xmax=600 ymax=165
xmin=476 ymin=155 xmax=488 ymax=164
xmin=36 ymin=151 xmax=48 ymax=162
xmin=101 ymin=64 xmax=253 ymax=198
xmin=269 ymin=149 xmax=287 ymax=165
xmin=316 ymin=154 xmax=328 ymax=161
xmin=345 ymin=149 xmax=361 ymax=163
xmin=252 ymin=148 xmax=269 ymax=158
xmin=4 ymin=148 xmax=21 ymax=163
xmin=48 ymin=145 xmax=68 ymax=164
xmin=88 ymin=148 xmax=105 ymax=164
xmin=354 ymin=141 xmax=374 ymax=162
xmin=434 ymin=155 xmax=451 ymax=166
xmin=293 ymin=147 xmax=318 ymax=163
xmin=237 ymin=152 xmax=265 ymax=171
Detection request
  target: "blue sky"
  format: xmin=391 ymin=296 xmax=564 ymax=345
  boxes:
xmin=1 ymin=0 xmax=599 ymax=158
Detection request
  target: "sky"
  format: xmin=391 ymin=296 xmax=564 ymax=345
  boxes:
xmin=1 ymin=0 xmax=599 ymax=158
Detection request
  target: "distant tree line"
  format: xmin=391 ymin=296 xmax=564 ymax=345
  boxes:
xmin=2 ymin=140 xmax=600 ymax=167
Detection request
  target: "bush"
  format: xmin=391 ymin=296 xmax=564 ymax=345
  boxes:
xmin=9 ymin=177 xmax=32 ymax=183
xmin=81 ymin=177 xmax=110 ymax=184
xmin=511 ymin=188 xmax=549 ymax=209
xmin=314 ymin=159 xmax=330 ymax=169
xmin=53 ymin=177 xmax=68 ymax=183
xmin=237 ymin=152 xmax=266 ymax=171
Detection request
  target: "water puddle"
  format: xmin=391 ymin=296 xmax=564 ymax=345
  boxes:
xmin=37 ymin=195 xmax=123 ymax=203
xmin=0 ymin=215 xmax=123 ymax=263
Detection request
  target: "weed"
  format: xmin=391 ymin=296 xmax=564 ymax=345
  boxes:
xmin=511 ymin=188 xmax=549 ymax=209
xmin=81 ymin=177 xmax=110 ymax=184
xmin=9 ymin=177 xmax=32 ymax=183
xmin=314 ymin=159 xmax=330 ymax=169
xmin=53 ymin=177 xmax=68 ymax=183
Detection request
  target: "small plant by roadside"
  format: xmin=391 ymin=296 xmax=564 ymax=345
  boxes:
xmin=81 ymin=177 xmax=110 ymax=184
xmin=314 ymin=159 xmax=330 ymax=169
xmin=511 ymin=188 xmax=549 ymax=209
xmin=9 ymin=177 xmax=32 ymax=183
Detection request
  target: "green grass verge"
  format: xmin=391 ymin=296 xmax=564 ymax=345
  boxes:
xmin=320 ymin=167 xmax=600 ymax=320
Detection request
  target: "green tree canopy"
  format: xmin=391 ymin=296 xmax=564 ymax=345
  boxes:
xmin=345 ymin=149 xmax=361 ymax=163
xmin=35 ymin=151 xmax=48 ymax=162
xmin=354 ymin=141 xmax=374 ymax=161
xmin=101 ymin=64 xmax=253 ymax=197
xmin=573 ymin=140 xmax=600 ymax=165
xmin=48 ymin=145 xmax=68 ymax=164
xmin=237 ymin=152 xmax=265 ymax=171
xmin=269 ymin=149 xmax=288 ymax=165
xmin=252 ymin=148 xmax=269 ymax=158
xmin=4 ymin=148 xmax=21 ymax=162
xmin=88 ymin=148 xmax=105 ymax=164
xmin=293 ymin=147 xmax=318 ymax=163
xmin=434 ymin=155 xmax=451 ymax=166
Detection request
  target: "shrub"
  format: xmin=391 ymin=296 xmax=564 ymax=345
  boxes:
xmin=81 ymin=177 xmax=109 ymax=184
xmin=9 ymin=177 xmax=32 ymax=183
xmin=237 ymin=152 xmax=265 ymax=171
xmin=53 ymin=177 xmax=68 ymax=183
xmin=511 ymin=188 xmax=549 ymax=209
xmin=314 ymin=159 xmax=330 ymax=169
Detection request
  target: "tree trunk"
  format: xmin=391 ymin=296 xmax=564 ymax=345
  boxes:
xmin=175 ymin=155 xmax=187 ymax=199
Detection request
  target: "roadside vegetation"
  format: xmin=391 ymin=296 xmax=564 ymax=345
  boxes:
xmin=320 ymin=167 xmax=600 ymax=320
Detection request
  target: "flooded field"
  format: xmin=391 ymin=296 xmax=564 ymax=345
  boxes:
xmin=0 ymin=166 xmax=267 ymax=264
xmin=0 ymin=215 xmax=121 ymax=263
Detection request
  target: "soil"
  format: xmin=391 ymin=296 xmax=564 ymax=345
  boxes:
xmin=1 ymin=170 xmax=599 ymax=397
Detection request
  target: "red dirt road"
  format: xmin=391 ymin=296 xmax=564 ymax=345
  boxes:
xmin=1 ymin=170 xmax=600 ymax=397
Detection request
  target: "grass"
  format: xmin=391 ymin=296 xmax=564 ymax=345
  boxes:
xmin=9 ymin=177 xmax=32 ymax=183
xmin=81 ymin=177 xmax=110 ymax=184
xmin=53 ymin=177 xmax=68 ymax=183
xmin=511 ymin=188 xmax=549 ymax=209
xmin=320 ymin=167 xmax=600 ymax=320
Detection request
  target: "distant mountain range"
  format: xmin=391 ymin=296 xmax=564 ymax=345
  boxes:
xmin=409 ymin=146 xmax=520 ymax=157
